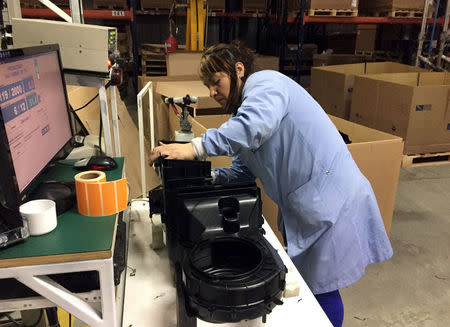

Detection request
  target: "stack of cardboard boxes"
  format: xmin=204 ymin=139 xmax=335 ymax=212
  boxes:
xmin=359 ymin=0 xmax=432 ymax=16
xmin=310 ymin=62 xmax=426 ymax=119
xmin=311 ymin=61 xmax=450 ymax=168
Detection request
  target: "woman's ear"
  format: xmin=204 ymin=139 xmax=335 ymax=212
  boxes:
xmin=235 ymin=61 xmax=245 ymax=80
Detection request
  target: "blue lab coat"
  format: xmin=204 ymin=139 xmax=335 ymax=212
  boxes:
xmin=202 ymin=70 xmax=393 ymax=294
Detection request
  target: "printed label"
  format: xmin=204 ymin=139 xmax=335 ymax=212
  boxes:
xmin=112 ymin=11 xmax=125 ymax=17
xmin=415 ymin=104 xmax=432 ymax=111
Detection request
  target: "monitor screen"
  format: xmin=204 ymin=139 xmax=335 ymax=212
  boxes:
xmin=0 ymin=45 xmax=72 ymax=196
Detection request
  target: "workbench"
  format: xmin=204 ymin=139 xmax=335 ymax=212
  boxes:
xmin=122 ymin=200 xmax=333 ymax=327
xmin=0 ymin=158 xmax=126 ymax=327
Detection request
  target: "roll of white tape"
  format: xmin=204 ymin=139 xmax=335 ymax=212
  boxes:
xmin=19 ymin=199 xmax=57 ymax=236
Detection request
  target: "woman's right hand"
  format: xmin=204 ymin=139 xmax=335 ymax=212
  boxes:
xmin=148 ymin=142 xmax=196 ymax=165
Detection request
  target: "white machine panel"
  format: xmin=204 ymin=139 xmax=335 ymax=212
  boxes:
xmin=11 ymin=18 xmax=117 ymax=74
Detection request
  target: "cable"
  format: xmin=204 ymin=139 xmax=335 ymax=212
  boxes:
xmin=171 ymin=104 xmax=180 ymax=116
xmin=98 ymin=106 xmax=104 ymax=157
xmin=70 ymin=93 xmax=99 ymax=112
xmin=0 ymin=310 xmax=43 ymax=327
xmin=70 ymin=81 xmax=112 ymax=113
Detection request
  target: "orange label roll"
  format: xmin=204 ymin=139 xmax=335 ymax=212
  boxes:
xmin=74 ymin=170 xmax=128 ymax=217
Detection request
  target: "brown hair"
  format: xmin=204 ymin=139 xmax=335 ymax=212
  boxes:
xmin=199 ymin=41 xmax=255 ymax=114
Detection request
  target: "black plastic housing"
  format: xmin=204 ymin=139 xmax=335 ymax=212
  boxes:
xmin=150 ymin=159 xmax=286 ymax=324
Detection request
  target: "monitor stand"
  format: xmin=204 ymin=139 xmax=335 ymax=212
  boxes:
xmin=28 ymin=181 xmax=76 ymax=216
xmin=0 ymin=203 xmax=29 ymax=248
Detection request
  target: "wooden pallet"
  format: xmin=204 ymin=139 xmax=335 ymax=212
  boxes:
xmin=242 ymin=8 xmax=265 ymax=14
xmin=370 ymin=10 xmax=429 ymax=18
xmin=140 ymin=7 xmax=170 ymax=13
xmin=355 ymin=50 xmax=374 ymax=56
xmin=141 ymin=45 xmax=166 ymax=76
xmin=93 ymin=0 xmax=128 ymax=10
xmin=308 ymin=8 xmax=358 ymax=17
xmin=209 ymin=8 xmax=226 ymax=13
xmin=141 ymin=66 xmax=167 ymax=76
xmin=402 ymin=152 xmax=450 ymax=168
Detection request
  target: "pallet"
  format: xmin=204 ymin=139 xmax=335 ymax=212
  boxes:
xmin=242 ymin=8 xmax=265 ymax=14
xmin=370 ymin=10 xmax=430 ymax=18
xmin=373 ymin=50 xmax=402 ymax=62
xmin=140 ymin=7 xmax=170 ymax=13
xmin=209 ymin=8 xmax=226 ymax=13
xmin=402 ymin=152 xmax=450 ymax=168
xmin=141 ymin=67 xmax=167 ymax=76
xmin=93 ymin=0 xmax=128 ymax=10
xmin=141 ymin=46 xmax=167 ymax=76
xmin=308 ymin=8 xmax=358 ymax=17
xmin=355 ymin=50 xmax=374 ymax=56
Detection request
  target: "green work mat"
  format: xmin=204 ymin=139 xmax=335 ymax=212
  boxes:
xmin=0 ymin=158 xmax=125 ymax=260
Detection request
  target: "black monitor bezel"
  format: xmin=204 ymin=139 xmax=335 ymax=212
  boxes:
xmin=0 ymin=44 xmax=74 ymax=209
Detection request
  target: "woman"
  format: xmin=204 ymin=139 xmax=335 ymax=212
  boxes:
xmin=149 ymin=42 xmax=393 ymax=326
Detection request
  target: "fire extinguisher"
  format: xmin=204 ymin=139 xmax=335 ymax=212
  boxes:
xmin=165 ymin=1 xmax=178 ymax=53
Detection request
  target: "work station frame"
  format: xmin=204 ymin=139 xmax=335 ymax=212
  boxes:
xmin=0 ymin=158 xmax=127 ymax=327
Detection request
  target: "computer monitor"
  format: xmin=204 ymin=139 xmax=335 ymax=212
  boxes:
xmin=0 ymin=45 xmax=73 ymax=244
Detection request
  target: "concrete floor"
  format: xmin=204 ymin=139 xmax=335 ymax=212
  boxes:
xmin=341 ymin=164 xmax=450 ymax=327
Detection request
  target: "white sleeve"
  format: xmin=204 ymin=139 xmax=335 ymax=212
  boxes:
xmin=191 ymin=137 xmax=208 ymax=161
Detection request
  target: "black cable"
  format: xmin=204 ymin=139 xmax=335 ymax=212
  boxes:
xmin=70 ymin=81 xmax=112 ymax=113
xmin=71 ymin=93 xmax=99 ymax=112
xmin=45 ymin=308 xmax=60 ymax=327
xmin=0 ymin=310 xmax=43 ymax=327
xmin=98 ymin=106 xmax=104 ymax=157
xmin=69 ymin=313 xmax=72 ymax=327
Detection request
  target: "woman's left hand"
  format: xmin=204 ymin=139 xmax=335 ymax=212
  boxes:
xmin=149 ymin=142 xmax=196 ymax=165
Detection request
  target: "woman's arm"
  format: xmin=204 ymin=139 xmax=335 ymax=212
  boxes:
xmin=203 ymin=73 xmax=289 ymax=157
xmin=212 ymin=156 xmax=255 ymax=184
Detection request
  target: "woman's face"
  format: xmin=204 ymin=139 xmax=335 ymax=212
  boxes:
xmin=205 ymin=72 xmax=231 ymax=107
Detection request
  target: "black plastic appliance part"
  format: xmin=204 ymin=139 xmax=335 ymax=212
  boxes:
xmin=150 ymin=159 xmax=286 ymax=325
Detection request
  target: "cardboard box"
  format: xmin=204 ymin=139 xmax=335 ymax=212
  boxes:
xmin=359 ymin=0 xmax=426 ymax=11
xmin=166 ymin=51 xmax=279 ymax=77
xmin=290 ymin=0 xmax=358 ymax=11
xmin=355 ymin=24 xmax=377 ymax=54
xmin=310 ymin=62 xmax=427 ymax=119
xmin=326 ymin=32 xmax=358 ymax=54
xmin=329 ymin=115 xmax=403 ymax=236
xmin=166 ymin=51 xmax=202 ymax=77
xmin=308 ymin=0 xmax=358 ymax=10
xmin=242 ymin=0 xmax=266 ymax=12
xmin=207 ymin=0 xmax=225 ymax=11
xmin=350 ymin=72 xmax=450 ymax=155
xmin=140 ymin=0 xmax=172 ymax=10
xmin=138 ymin=75 xmax=202 ymax=145
xmin=313 ymin=53 xmax=374 ymax=67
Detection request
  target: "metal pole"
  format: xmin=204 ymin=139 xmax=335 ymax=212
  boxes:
xmin=279 ymin=0 xmax=287 ymax=73
xmin=415 ymin=0 xmax=432 ymax=66
xmin=296 ymin=0 xmax=306 ymax=83
xmin=437 ymin=0 xmax=450 ymax=68
xmin=38 ymin=0 xmax=72 ymax=22
xmin=69 ymin=0 xmax=84 ymax=24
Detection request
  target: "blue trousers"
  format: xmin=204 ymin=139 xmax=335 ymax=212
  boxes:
xmin=314 ymin=290 xmax=344 ymax=327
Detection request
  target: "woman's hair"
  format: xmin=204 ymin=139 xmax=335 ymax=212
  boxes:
xmin=199 ymin=41 xmax=255 ymax=114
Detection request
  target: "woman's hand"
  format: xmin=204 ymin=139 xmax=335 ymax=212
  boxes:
xmin=148 ymin=142 xmax=196 ymax=165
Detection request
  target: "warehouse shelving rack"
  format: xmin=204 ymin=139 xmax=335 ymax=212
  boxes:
xmin=21 ymin=0 xmax=449 ymax=85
